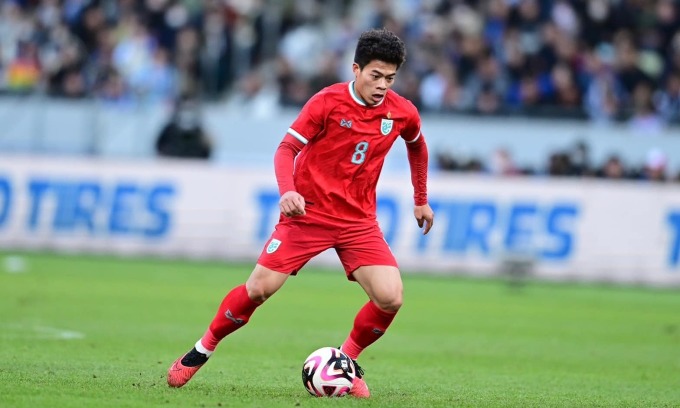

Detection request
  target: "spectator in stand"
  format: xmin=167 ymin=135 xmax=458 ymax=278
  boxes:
xmin=545 ymin=62 xmax=582 ymax=112
xmin=95 ymin=67 xmax=133 ymax=107
xmin=46 ymin=40 xmax=86 ymax=98
xmin=419 ymin=58 xmax=462 ymax=112
xmin=654 ymin=70 xmax=680 ymax=124
xmin=598 ymin=154 xmax=628 ymax=180
xmin=613 ymin=32 xmax=651 ymax=104
xmin=5 ymin=40 xmax=40 ymax=93
xmin=199 ymin=1 xmax=233 ymax=100
xmin=488 ymin=147 xmax=520 ymax=176
xmin=547 ymin=150 xmax=573 ymax=177
xmin=642 ymin=148 xmax=668 ymax=182
xmin=628 ymin=82 xmax=665 ymax=135
xmin=463 ymin=51 xmax=508 ymax=114
xmin=112 ymin=15 xmax=157 ymax=96
xmin=155 ymin=94 xmax=212 ymax=160
xmin=584 ymin=44 xmax=624 ymax=124
xmin=569 ymin=140 xmax=592 ymax=176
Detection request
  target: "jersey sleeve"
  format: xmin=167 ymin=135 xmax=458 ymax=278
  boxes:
xmin=401 ymin=104 xmax=422 ymax=144
xmin=406 ymin=134 xmax=428 ymax=206
xmin=401 ymin=102 xmax=427 ymax=205
xmin=274 ymin=134 xmax=305 ymax=195
xmin=287 ymin=91 xmax=326 ymax=145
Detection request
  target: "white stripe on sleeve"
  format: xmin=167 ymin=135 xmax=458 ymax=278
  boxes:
xmin=287 ymin=128 xmax=309 ymax=144
xmin=404 ymin=131 xmax=421 ymax=143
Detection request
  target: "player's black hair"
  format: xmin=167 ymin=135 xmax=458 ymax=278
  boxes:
xmin=354 ymin=28 xmax=406 ymax=70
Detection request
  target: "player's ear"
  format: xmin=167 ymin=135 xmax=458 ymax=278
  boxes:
xmin=352 ymin=63 xmax=360 ymax=77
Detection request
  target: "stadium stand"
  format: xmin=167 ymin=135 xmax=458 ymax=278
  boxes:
xmin=0 ymin=0 xmax=679 ymax=180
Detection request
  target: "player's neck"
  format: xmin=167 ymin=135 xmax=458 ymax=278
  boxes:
xmin=350 ymin=81 xmax=370 ymax=107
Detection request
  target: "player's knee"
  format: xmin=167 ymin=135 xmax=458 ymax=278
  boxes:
xmin=374 ymin=292 xmax=402 ymax=312
xmin=245 ymin=265 xmax=287 ymax=303
xmin=245 ymin=280 xmax=277 ymax=303
xmin=245 ymin=286 xmax=270 ymax=303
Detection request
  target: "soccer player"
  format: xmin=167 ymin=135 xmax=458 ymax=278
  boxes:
xmin=167 ymin=28 xmax=434 ymax=398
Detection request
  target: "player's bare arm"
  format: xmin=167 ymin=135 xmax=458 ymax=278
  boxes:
xmin=414 ymin=204 xmax=434 ymax=235
xmin=279 ymin=190 xmax=306 ymax=217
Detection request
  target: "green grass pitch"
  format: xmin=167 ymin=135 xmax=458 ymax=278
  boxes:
xmin=0 ymin=252 xmax=679 ymax=408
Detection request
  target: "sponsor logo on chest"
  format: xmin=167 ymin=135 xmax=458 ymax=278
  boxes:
xmin=340 ymin=118 xmax=352 ymax=128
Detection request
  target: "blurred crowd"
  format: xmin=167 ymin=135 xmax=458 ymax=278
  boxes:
xmin=1 ymin=0 xmax=679 ymax=177
xmin=1 ymin=0 xmax=679 ymax=127
xmin=436 ymin=140 xmax=680 ymax=182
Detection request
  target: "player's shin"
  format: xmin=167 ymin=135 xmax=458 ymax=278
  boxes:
xmin=200 ymin=284 xmax=261 ymax=351
xmin=341 ymin=301 xmax=398 ymax=360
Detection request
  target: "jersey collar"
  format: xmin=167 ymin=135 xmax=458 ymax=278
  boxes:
xmin=348 ymin=81 xmax=385 ymax=107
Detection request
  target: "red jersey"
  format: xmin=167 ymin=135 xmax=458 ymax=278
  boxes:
xmin=286 ymin=81 xmax=422 ymax=224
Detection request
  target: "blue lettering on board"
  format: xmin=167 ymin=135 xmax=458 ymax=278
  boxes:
xmin=668 ymin=211 xmax=680 ymax=268
xmin=0 ymin=176 xmax=11 ymax=228
xmin=26 ymin=178 xmax=175 ymax=238
xmin=421 ymin=198 xmax=579 ymax=261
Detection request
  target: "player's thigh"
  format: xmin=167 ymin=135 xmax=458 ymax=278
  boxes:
xmin=335 ymin=224 xmax=402 ymax=310
xmin=352 ymin=265 xmax=403 ymax=312
xmin=335 ymin=223 xmax=398 ymax=276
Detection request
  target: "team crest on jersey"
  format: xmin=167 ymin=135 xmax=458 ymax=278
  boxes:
xmin=266 ymin=239 xmax=281 ymax=254
xmin=380 ymin=118 xmax=393 ymax=135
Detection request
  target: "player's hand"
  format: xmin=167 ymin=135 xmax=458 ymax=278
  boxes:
xmin=414 ymin=204 xmax=434 ymax=235
xmin=279 ymin=191 xmax=306 ymax=217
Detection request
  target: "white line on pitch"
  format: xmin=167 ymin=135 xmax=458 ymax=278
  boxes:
xmin=34 ymin=325 xmax=85 ymax=339
xmin=0 ymin=323 xmax=85 ymax=340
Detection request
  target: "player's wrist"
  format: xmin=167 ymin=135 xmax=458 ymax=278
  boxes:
xmin=280 ymin=190 xmax=299 ymax=198
xmin=414 ymin=197 xmax=428 ymax=207
xmin=279 ymin=188 xmax=298 ymax=196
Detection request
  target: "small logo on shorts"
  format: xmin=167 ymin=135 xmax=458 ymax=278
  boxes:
xmin=266 ymin=239 xmax=281 ymax=254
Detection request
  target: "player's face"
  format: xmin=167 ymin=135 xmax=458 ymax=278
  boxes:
xmin=352 ymin=60 xmax=397 ymax=105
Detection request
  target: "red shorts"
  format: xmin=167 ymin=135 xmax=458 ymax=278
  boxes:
xmin=256 ymin=215 xmax=398 ymax=280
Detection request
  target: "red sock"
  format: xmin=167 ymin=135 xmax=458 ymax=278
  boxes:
xmin=200 ymin=285 xmax=260 ymax=351
xmin=341 ymin=301 xmax=398 ymax=360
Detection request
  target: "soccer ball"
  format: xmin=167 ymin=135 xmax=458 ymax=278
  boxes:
xmin=301 ymin=347 xmax=356 ymax=397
